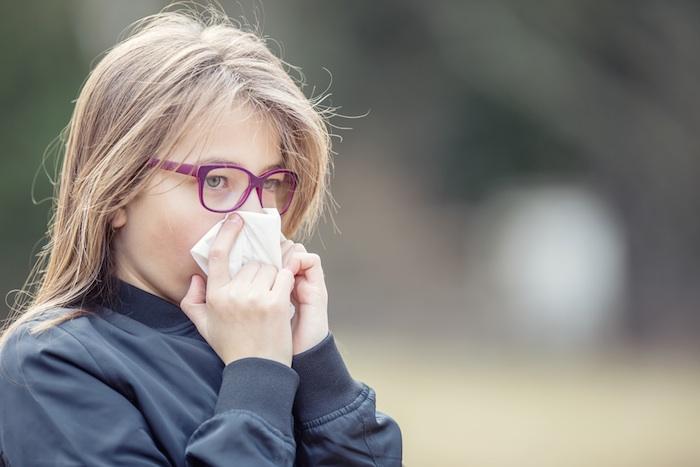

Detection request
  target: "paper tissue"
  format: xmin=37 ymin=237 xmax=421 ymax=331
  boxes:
xmin=190 ymin=207 xmax=295 ymax=319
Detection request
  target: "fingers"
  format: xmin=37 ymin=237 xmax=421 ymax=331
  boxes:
xmin=285 ymin=251 xmax=324 ymax=282
xmin=282 ymin=247 xmax=292 ymax=268
xmin=271 ymin=267 xmax=295 ymax=299
xmin=208 ymin=214 xmax=244 ymax=289
xmin=250 ymin=263 xmax=279 ymax=292
xmin=281 ymin=240 xmax=295 ymax=266
xmin=282 ymin=241 xmax=323 ymax=282
xmin=180 ymin=274 xmax=207 ymax=330
xmin=232 ymin=261 xmax=261 ymax=284
xmin=282 ymin=241 xmax=305 ymax=269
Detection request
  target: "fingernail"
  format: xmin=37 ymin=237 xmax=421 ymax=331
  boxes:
xmin=227 ymin=213 xmax=241 ymax=224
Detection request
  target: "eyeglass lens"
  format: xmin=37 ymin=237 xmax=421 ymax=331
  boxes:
xmin=202 ymin=167 xmax=294 ymax=212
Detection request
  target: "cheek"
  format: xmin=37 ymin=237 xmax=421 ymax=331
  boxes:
xmin=144 ymin=190 xmax=217 ymax=268
xmin=169 ymin=223 xmax=212 ymax=264
xmin=158 ymin=212 xmax=219 ymax=269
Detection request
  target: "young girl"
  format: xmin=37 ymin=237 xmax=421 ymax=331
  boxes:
xmin=0 ymin=6 xmax=402 ymax=466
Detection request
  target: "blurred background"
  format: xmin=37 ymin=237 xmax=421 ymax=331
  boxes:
xmin=2 ymin=0 xmax=700 ymax=465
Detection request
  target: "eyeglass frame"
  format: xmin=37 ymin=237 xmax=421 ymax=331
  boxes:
xmin=146 ymin=157 xmax=299 ymax=215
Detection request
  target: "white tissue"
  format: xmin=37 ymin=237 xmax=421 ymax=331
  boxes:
xmin=190 ymin=207 xmax=295 ymax=319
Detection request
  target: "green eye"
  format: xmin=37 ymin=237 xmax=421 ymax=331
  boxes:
xmin=205 ymin=176 xmax=225 ymax=189
xmin=263 ymin=179 xmax=281 ymax=191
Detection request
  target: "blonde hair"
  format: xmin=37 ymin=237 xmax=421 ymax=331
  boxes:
xmin=0 ymin=2 xmax=340 ymax=347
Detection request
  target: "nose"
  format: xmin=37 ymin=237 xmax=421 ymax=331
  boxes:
xmin=236 ymin=187 xmax=265 ymax=214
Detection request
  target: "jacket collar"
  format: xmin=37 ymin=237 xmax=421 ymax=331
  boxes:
xmin=102 ymin=278 xmax=193 ymax=331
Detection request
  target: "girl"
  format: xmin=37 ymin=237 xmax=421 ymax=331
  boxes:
xmin=0 ymin=5 xmax=402 ymax=466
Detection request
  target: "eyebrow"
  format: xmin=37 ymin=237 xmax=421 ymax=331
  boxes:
xmin=198 ymin=157 xmax=285 ymax=172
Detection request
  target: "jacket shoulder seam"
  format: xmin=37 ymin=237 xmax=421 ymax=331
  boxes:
xmin=55 ymin=325 xmax=110 ymax=384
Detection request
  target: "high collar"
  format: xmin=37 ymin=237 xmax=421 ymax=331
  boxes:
xmin=101 ymin=279 xmax=194 ymax=331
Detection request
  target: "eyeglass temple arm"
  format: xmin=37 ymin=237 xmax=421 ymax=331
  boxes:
xmin=147 ymin=158 xmax=198 ymax=176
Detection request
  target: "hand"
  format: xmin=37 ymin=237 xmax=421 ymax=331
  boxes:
xmin=281 ymin=239 xmax=330 ymax=356
xmin=181 ymin=214 xmax=296 ymax=367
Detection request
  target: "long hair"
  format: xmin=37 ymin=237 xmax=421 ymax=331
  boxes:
xmin=0 ymin=2 xmax=339 ymax=347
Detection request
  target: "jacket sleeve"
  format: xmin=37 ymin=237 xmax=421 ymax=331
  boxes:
xmin=291 ymin=332 xmax=403 ymax=466
xmin=0 ymin=324 xmax=300 ymax=466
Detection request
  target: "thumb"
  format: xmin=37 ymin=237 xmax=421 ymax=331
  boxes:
xmin=180 ymin=274 xmax=207 ymax=329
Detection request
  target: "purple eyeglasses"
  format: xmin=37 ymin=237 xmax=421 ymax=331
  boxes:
xmin=146 ymin=158 xmax=298 ymax=215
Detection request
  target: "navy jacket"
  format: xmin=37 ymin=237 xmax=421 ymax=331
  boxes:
xmin=0 ymin=279 xmax=402 ymax=466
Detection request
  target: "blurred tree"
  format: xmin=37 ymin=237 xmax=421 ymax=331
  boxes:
xmin=0 ymin=1 xmax=87 ymax=294
xmin=427 ymin=0 xmax=700 ymax=344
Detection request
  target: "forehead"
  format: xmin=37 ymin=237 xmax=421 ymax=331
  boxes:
xmin=173 ymin=102 xmax=282 ymax=170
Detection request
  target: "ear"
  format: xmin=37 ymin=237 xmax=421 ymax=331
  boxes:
xmin=111 ymin=207 xmax=127 ymax=230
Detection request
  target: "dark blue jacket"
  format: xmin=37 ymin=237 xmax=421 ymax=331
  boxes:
xmin=0 ymin=279 xmax=402 ymax=466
